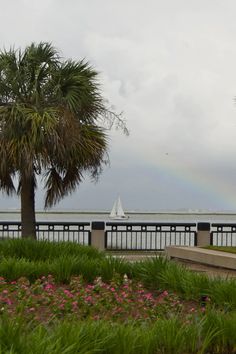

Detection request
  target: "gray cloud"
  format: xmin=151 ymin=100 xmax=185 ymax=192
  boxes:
xmin=1 ymin=0 xmax=236 ymax=211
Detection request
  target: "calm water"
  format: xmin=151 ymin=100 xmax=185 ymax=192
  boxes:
xmin=1 ymin=210 xmax=236 ymax=223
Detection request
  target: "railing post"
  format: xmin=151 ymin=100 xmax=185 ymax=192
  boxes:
xmin=91 ymin=222 xmax=105 ymax=250
xmin=197 ymin=222 xmax=211 ymax=246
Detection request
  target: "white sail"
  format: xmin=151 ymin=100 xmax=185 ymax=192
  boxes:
xmin=109 ymin=197 xmax=128 ymax=219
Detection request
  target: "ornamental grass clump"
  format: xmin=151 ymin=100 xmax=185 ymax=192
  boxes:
xmin=99 ymin=256 xmax=133 ymax=283
xmin=132 ymin=256 xmax=211 ymax=298
xmin=209 ymin=277 xmax=236 ymax=310
xmin=0 ymin=256 xmax=101 ymax=283
xmin=202 ymin=310 xmax=236 ymax=353
xmin=0 ymin=242 xmax=132 ymax=284
xmin=0 ymin=257 xmax=51 ymax=282
xmin=0 ymin=316 xmax=234 ymax=354
xmin=0 ymin=239 xmax=104 ymax=261
xmin=133 ymin=256 xmax=236 ymax=310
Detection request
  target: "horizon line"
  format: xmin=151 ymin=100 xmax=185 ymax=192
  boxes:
xmin=1 ymin=209 xmax=236 ymax=215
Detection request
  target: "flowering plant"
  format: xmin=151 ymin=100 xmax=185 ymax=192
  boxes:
xmin=0 ymin=275 xmax=203 ymax=323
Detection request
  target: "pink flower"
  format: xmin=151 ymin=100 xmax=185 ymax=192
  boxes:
xmin=5 ymin=298 xmax=12 ymax=305
xmin=144 ymin=293 xmax=153 ymax=300
xmin=162 ymin=291 xmax=168 ymax=297
xmin=115 ymin=296 xmax=122 ymax=303
xmin=86 ymin=284 xmax=94 ymax=290
xmin=85 ymin=296 xmax=93 ymax=303
xmin=63 ymin=289 xmax=73 ymax=298
xmin=44 ymin=283 xmax=54 ymax=291
xmin=110 ymin=287 xmax=115 ymax=292
xmin=29 ymin=307 xmax=35 ymax=312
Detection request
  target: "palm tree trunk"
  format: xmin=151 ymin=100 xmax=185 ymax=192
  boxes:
xmin=21 ymin=175 xmax=36 ymax=239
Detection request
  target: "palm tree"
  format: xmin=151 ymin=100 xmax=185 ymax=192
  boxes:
xmin=0 ymin=42 xmax=121 ymax=238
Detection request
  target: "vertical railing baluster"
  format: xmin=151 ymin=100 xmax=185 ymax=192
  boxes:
xmin=5 ymin=221 xmax=236 ymax=250
xmin=0 ymin=222 xmax=90 ymax=245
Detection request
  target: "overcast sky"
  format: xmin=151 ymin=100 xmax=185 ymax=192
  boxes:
xmin=1 ymin=0 xmax=236 ymax=211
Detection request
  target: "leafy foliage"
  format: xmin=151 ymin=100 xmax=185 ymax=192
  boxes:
xmin=0 ymin=238 xmax=104 ymax=261
xmin=0 ymin=42 xmax=116 ymax=207
xmin=0 ymin=43 xmax=128 ymax=237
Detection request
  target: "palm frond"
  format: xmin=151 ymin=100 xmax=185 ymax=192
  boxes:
xmin=44 ymin=167 xmax=64 ymax=207
xmin=0 ymin=140 xmax=16 ymax=195
xmin=0 ymin=42 xmax=126 ymax=210
xmin=0 ymin=174 xmax=15 ymax=195
xmin=44 ymin=165 xmax=83 ymax=208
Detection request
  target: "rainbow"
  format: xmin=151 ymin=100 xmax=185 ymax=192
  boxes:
xmin=152 ymin=156 xmax=236 ymax=211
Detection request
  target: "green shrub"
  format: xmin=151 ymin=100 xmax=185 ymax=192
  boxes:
xmin=202 ymin=310 xmax=236 ymax=353
xmin=0 ymin=316 xmax=232 ymax=354
xmin=132 ymin=256 xmax=236 ymax=310
xmin=0 ymin=239 xmax=104 ymax=261
xmin=209 ymin=278 xmax=236 ymax=310
xmin=132 ymin=256 xmax=169 ymax=289
xmin=99 ymin=256 xmax=132 ymax=282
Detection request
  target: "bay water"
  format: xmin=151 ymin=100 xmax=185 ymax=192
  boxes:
xmin=1 ymin=210 xmax=236 ymax=223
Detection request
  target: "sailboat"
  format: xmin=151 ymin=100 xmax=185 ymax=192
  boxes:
xmin=109 ymin=197 xmax=129 ymax=220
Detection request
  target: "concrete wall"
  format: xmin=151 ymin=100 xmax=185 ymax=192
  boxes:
xmin=165 ymin=246 xmax=236 ymax=270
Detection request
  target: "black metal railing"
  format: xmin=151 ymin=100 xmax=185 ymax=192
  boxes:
xmin=2 ymin=220 xmax=236 ymax=250
xmin=0 ymin=222 xmax=91 ymax=245
xmin=0 ymin=222 xmax=21 ymax=239
xmin=210 ymin=223 xmax=236 ymax=247
xmin=105 ymin=222 xmax=197 ymax=251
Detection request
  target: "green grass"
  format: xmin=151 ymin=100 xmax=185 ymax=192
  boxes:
xmin=0 ymin=240 xmax=132 ymax=283
xmin=0 ymin=315 xmax=234 ymax=354
xmin=0 ymin=238 xmax=104 ymax=261
xmin=132 ymin=257 xmax=236 ymax=309
xmin=0 ymin=255 xmax=132 ymax=283
xmin=203 ymin=246 xmax=236 ymax=254
xmin=0 ymin=240 xmax=235 ymax=353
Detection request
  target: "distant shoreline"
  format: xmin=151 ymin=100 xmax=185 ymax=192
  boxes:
xmin=1 ymin=210 xmax=236 ymax=216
